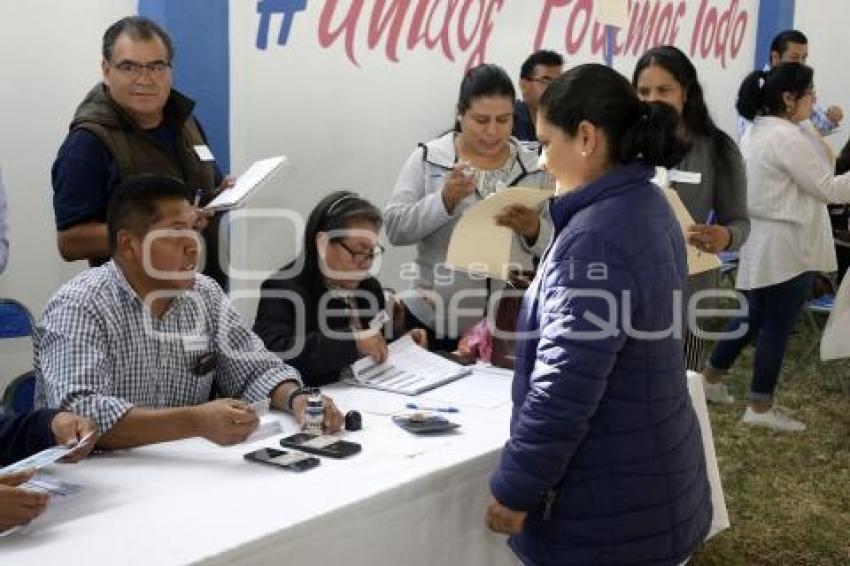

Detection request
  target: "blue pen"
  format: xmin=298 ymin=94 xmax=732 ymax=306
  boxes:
xmin=405 ymin=402 xmax=459 ymax=413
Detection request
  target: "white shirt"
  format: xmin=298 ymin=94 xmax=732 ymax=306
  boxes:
xmin=736 ymin=117 xmax=850 ymax=290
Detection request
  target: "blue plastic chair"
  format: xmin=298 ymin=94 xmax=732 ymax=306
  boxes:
xmin=2 ymin=370 xmax=36 ymax=415
xmin=0 ymin=299 xmax=36 ymax=415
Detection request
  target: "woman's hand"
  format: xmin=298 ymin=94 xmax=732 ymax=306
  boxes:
xmin=441 ymin=164 xmax=476 ymax=214
xmin=687 ymin=224 xmax=731 ymax=254
xmin=495 ymin=204 xmax=541 ymax=241
xmin=355 ymin=329 xmax=389 ymax=364
xmin=485 ymin=496 xmax=527 ymax=535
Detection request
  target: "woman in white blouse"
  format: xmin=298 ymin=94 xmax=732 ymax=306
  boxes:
xmin=704 ymin=63 xmax=850 ymax=431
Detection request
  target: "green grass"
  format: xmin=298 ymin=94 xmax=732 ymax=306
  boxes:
xmin=690 ymin=322 xmax=850 ymax=565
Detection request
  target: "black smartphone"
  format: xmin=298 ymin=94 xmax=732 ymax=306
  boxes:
xmin=279 ymin=433 xmax=361 ymax=459
xmin=243 ymin=447 xmax=320 ymax=471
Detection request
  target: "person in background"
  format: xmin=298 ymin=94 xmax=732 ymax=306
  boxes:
xmin=633 ymin=45 xmax=750 ymax=378
xmin=0 ymin=410 xmax=97 ymax=530
xmin=385 ymin=64 xmax=553 ymax=350
xmin=51 ymin=16 xmax=232 ymax=288
xmin=35 ymin=175 xmax=342 ymax=449
xmin=486 ymin=63 xmax=711 ymax=565
xmin=704 ymin=63 xmax=850 ymax=432
xmin=254 ymin=191 xmax=427 ymax=386
xmin=512 ymin=50 xmax=564 ymax=143
xmin=737 ymin=29 xmax=843 ymax=139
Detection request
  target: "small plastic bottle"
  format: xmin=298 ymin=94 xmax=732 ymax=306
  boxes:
xmin=303 ymin=388 xmax=324 ymax=434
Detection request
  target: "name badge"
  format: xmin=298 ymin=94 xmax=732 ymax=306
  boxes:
xmin=183 ymin=335 xmax=210 ymax=352
xmin=193 ymin=144 xmax=215 ymax=162
xmin=668 ymin=169 xmax=702 ymax=184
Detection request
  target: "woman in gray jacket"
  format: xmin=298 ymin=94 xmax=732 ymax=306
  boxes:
xmin=384 ymin=64 xmax=553 ymax=349
xmin=634 ymin=45 xmax=750 ymax=380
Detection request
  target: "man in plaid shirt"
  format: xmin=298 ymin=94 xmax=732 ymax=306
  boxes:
xmin=35 ymin=175 xmax=343 ymax=449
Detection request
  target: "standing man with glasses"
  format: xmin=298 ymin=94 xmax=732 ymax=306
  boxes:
xmin=52 ymin=16 xmax=231 ymax=289
xmin=512 ymin=50 xmax=564 ymax=143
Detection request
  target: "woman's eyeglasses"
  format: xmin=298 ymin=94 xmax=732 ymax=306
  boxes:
xmin=334 ymin=240 xmax=385 ymax=262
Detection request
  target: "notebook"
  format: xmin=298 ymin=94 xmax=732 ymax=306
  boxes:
xmin=345 ymin=335 xmax=472 ymax=396
xmin=204 ymin=155 xmax=288 ymax=211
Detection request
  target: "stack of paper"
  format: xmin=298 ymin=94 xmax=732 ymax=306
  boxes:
xmin=346 ymin=335 xmax=472 ymax=395
xmin=204 ymin=155 xmax=288 ymax=211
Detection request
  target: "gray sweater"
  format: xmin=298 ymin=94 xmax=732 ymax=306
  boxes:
xmin=384 ymin=133 xmax=552 ymax=336
xmin=672 ymin=133 xmax=749 ymax=251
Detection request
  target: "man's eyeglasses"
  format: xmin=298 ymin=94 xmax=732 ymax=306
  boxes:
xmin=112 ymin=60 xmax=172 ymax=77
xmin=334 ymin=240 xmax=385 ymax=262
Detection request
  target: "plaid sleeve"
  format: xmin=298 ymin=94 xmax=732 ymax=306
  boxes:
xmin=36 ymin=299 xmax=133 ymax=434
xmin=207 ymin=284 xmax=302 ymax=402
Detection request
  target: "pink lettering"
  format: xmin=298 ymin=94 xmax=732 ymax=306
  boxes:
xmin=564 ymin=0 xmax=592 ymax=55
xmin=691 ymin=0 xmax=746 ymax=67
xmin=534 ymin=0 xmax=569 ymax=51
xmin=318 ymin=0 xmax=503 ymax=69
xmin=367 ymin=0 xmax=412 ymax=62
xmin=318 ymin=0 xmax=365 ymax=66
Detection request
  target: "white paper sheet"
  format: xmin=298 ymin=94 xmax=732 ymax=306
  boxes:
xmin=204 ymin=156 xmax=287 ymax=211
xmin=348 ymin=336 xmax=471 ymax=395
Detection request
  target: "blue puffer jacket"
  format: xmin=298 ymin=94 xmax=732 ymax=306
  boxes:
xmin=490 ymin=164 xmax=712 ymax=565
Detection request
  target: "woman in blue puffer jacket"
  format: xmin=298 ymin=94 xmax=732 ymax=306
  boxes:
xmin=486 ymin=64 xmax=712 ymax=565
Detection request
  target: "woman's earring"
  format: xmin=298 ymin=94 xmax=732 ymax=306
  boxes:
xmin=580 ymin=150 xmax=589 ymax=158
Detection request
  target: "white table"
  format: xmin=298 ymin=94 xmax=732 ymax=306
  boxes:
xmin=0 ymin=367 xmax=519 ymax=566
xmin=0 ymin=369 xmax=726 ymax=565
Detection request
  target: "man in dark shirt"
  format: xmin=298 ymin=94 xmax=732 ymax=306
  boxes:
xmin=0 ymin=410 xmax=95 ymax=530
xmin=52 ymin=16 xmax=231 ymax=288
xmin=512 ymin=50 xmax=563 ymax=142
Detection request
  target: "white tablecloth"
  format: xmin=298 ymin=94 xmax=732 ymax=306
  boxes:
xmin=0 ymin=368 xmax=727 ymax=565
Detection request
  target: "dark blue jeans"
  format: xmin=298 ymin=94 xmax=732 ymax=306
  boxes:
xmin=707 ymin=272 xmax=813 ymax=401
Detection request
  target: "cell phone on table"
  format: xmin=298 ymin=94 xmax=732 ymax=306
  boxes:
xmin=279 ymin=433 xmax=361 ymax=459
xmin=243 ymin=447 xmax=320 ymax=471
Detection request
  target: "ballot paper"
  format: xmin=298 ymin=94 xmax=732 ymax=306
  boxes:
xmin=244 ymin=416 xmax=283 ymax=444
xmin=203 ymin=156 xmax=287 ymax=211
xmin=445 ymin=187 xmax=553 ymax=281
xmin=346 ymin=335 xmax=472 ymax=395
xmin=0 ymin=432 xmax=94 ymax=476
xmin=661 ymin=187 xmax=722 ymax=275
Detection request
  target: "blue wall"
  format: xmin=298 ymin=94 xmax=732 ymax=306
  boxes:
xmin=754 ymin=0 xmax=796 ymax=68
xmin=138 ymin=0 xmax=231 ymax=173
